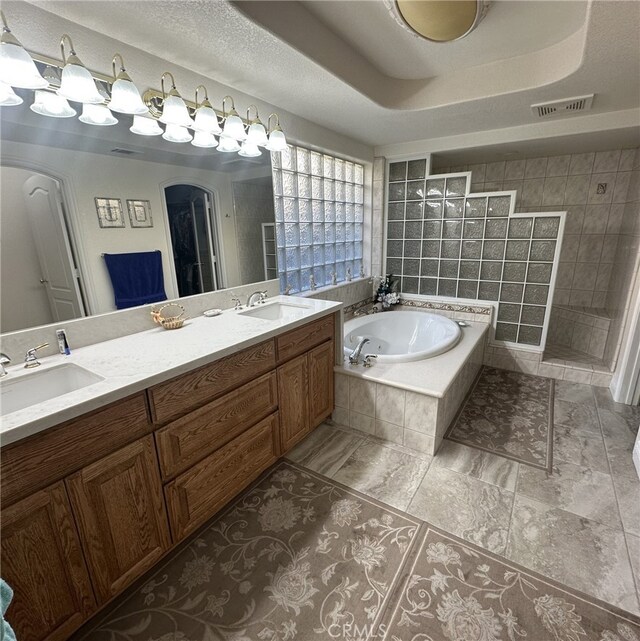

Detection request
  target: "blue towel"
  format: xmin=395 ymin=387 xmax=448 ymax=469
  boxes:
xmin=0 ymin=579 xmax=16 ymax=641
xmin=104 ymin=250 xmax=168 ymax=310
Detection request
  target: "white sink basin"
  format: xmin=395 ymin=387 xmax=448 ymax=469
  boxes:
xmin=239 ymin=301 xmax=312 ymax=321
xmin=0 ymin=363 xmax=104 ymax=415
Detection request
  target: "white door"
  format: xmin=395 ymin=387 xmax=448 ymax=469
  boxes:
xmin=22 ymin=175 xmax=85 ymax=321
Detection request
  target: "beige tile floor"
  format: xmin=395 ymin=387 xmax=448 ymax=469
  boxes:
xmin=286 ymin=380 xmax=640 ymax=615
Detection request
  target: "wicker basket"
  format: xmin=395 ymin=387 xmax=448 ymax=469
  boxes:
xmin=151 ymin=303 xmax=187 ymax=330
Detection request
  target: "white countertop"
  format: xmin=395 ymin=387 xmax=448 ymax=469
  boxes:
xmin=0 ymin=296 xmax=342 ymax=446
xmin=336 ymin=321 xmax=488 ymax=398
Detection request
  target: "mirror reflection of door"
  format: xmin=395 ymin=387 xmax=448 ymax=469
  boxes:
xmin=0 ymin=167 xmax=86 ymax=332
xmin=164 ymin=184 xmax=221 ymax=298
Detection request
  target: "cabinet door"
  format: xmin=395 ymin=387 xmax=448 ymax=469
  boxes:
xmin=1 ymin=482 xmax=96 ymax=641
xmin=66 ymin=436 xmax=171 ymax=604
xmin=308 ymin=340 xmax=335 ymax=429
xmin=277 ymin=353 xmax=310 ymax=452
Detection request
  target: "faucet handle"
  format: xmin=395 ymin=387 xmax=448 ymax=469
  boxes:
xmin=363 ymin=354 xmax=378 ymax=368
xmin=24 ymin=343 xmax=49 ymax=369
xmin=259 ymin=291 xmax=268 ymax=303
xmin=0 ymin=352 xmax=10 ymax=365
xmin=283 ymin=284 xmax=293 ymax=295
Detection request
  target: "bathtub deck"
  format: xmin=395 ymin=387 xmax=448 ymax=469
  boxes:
xmin=335 ymin=321 xmax=488 ymax=398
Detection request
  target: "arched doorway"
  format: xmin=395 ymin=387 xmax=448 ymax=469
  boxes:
xmin=164 ymin=184 xmax=221 ymax=298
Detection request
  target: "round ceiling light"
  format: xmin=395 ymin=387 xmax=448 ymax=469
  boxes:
xmin=388 ymin=0 xmax=490 ymax=43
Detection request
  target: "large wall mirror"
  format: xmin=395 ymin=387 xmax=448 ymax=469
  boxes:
xmin=0 ymin=98 xmax=276 ymax=333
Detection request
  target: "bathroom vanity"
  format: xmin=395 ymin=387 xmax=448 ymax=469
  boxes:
xmin=0 ymin=299 xmax=339 ymax=641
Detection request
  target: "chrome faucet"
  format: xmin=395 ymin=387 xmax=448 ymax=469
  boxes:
xmin=348 ymin=337 xmax=370 ymax=365
xmin=0 ymin=353 xmax=11 ymax=377
xmin=24 ymin=343 xmax=49 ymax=369
xmin=246 ymin=290 xmax=267 ymax=307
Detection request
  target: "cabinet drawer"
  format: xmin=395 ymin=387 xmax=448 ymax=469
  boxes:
xmin=149 ymin=340 xmax=276 ymax=423
xmin=1 ymin=393 xmax=150 ymax=507
xmin=156 ymin=371 xmax=278 ymax=480
xmin=276 ymin=314 xmax=334 ymax=364
xmin=165 ymin=413 xmax=278 ymax=540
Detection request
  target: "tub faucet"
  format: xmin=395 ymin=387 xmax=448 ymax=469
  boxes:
xmin=0 ymin=353 xmax=11 ymax=377
xmin=348 ymin=337 xmax=370 ymax=365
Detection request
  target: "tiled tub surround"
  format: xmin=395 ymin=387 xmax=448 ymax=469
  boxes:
xmin=333 ymin=318 xmax=487 ymax=455
xmin=385 ymin=166 xmax=563 ymax=348
xmin=434 ymin=149 xmax=638 ymax=309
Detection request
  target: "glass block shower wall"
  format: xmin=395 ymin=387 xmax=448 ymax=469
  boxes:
xmin=386 ymin=161 xmax=562 ymax=347
xmin=271 ymin=146 xmax=365 ymax=293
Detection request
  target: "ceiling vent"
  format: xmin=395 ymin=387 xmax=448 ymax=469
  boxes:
xmin=531 ymin=94 xmax=594 ymax=118
xmin=110 ymin=148 xmax=143 ymax=155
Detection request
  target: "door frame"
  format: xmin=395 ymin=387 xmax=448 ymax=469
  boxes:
xmin=1 ymin=160 xmax=90 ymax=317
xmin=160 ymin=180 xmax=226 ymax=293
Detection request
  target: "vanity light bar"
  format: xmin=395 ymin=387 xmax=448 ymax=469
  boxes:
xmin=0 ymin=13 xmax=287 ymax=154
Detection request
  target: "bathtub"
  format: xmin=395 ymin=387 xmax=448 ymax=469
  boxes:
xmin=343 ymin=311 xmax=462 ymax=363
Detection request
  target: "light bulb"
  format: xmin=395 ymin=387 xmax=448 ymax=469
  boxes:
xmin=79 ymin=103 xmax=118 ymax=126
xmin=192 ymin=131 xmax=219 ymax=148
xmin=162 ymin=123 xmax=192 ymax=143
xmin=222 ymin=110 xmax=246 ymax=141
xmin=193 ymin=102 xmax=221 ymax=134
xmin=130 ymin=114 xmax=163 ymax=136
xmin=108 ymin=76 xmax=148 ymax=114
xmin=246 ymin=120 xmax=268 ymax=146
xmin=0 ymin=22 xmax=48 ymax=89
xmin=217 ymin=135 xmax=241 ymax=153
xmin=239 ymin=140 xmax=262 ymax=157
xmin=0 ymin=79 xmax=22 ymax=105
xmin=159 ymin=93 xmax=193 ymax=127
xmin=266 ymin=127 xmax=288 ymax=152
xmin=30 ymin=90 xmax=76 ymax=118
xmin=58 ymin=60 xmax=103 ymax=104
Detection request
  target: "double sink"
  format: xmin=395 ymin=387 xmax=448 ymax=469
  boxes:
xmin=0 ymin=300 xmax=315 ymax=416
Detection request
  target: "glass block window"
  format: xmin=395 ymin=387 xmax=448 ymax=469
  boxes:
xmin=272 ymin=146 xmax=364 ymax=293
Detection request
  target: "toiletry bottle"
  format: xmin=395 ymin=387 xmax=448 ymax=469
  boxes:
xmin=56 ymin=329 xmax=71 ymax=355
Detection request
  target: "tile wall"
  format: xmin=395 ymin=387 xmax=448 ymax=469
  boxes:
xmin=435 ymin=149 xmax=637 ymax=308
xmin=385 ymin=162 xmax=562 ymax=347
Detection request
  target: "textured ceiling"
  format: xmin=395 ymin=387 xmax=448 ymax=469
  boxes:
xmin=14 ymin=0 xmax=640 ymax=148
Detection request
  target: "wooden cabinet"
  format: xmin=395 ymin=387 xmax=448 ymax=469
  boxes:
xmin=308 ymin=340 xmax=335 ymax=428
xmin=277 ymin=318 xmax=335 ymax=453
xmin=165 ymin=414 xmax=278 ymax=539
xmin=277 ymin=354 xmax=310 ymax=452
xmin=2 ymin=312 xmax=336 ymax=638
xmin=66 ymin=436 xmax=170 ymax=604
xmin=1 ymin=483 xmax=96 ymax=641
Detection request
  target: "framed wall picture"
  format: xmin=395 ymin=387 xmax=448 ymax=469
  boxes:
xmin=127 ymin=199 xmax=153 ymax=228
xmin=95 ymin=197 xmax=125 ymax=228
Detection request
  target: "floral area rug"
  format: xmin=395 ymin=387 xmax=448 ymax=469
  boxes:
xmin=446 ymin=366 xmax=555 ymax=470
xmin=77 ymin=462 xmax=639 ymax=641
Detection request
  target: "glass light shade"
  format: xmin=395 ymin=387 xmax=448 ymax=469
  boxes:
xmin=217 ymin=135 xmax=241 ymax=153
xmin=191 ymin=131 xmax=218 ymax=148
xmin=162 ymin=123 xmax=192 ymax=143
xmin=193 ymin=105 xmax=221 ymax=134
xmin=246 ymin=121 xmax=268 ymax=146
xmin=57 ymin=63 xmax=103 ymax=104
xmin=266 ymin=128 xmax=288 ymax=152
xmin=0 ymin=42 xmax=48 ymax=89
xmin=79 ymin=103 xmax=118 ymax=126
xmin=222 ymin=112 xmax=246 ymax=141
xmin=159 ymin=94 xmax=193 ymax=127
xmin=30 ymin=90 xmax=76 ymax=118
xmin=0 ymin=80 xmax=22 ymax=106
xmin=130 ymin=114 xmax=163 ymax=136
xmin=108 ymin=77 xmax=148 ymax=114
xmin=238 ymin=140 xmax=261 ymax=157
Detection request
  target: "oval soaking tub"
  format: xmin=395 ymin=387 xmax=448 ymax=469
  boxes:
xmin=344 ymin=311 xmax=462 ymax=363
